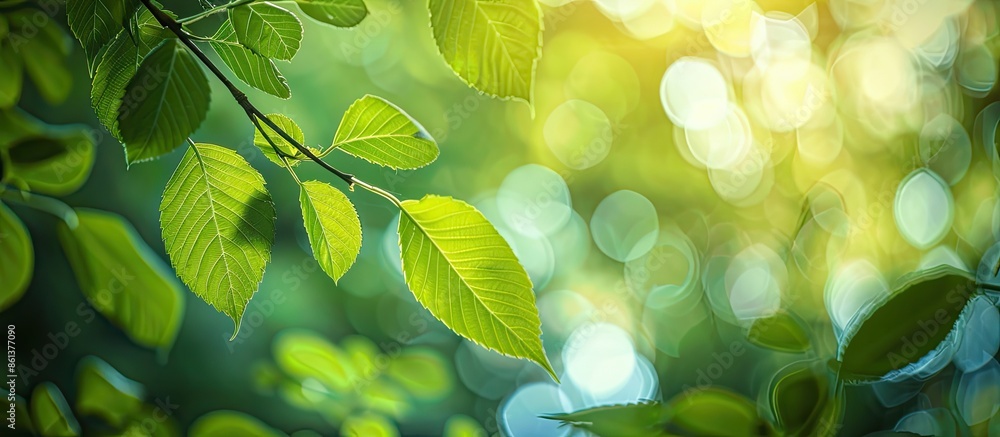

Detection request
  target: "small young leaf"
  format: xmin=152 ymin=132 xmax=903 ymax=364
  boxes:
xmin=66 ymin=0 xmax=138 ymax=72
xmin=160 ymin=143 xmax=275 ymax=337
xmin=397 ymin=195 xmax=555 ymax=379
xmin=210 ymin=19 xmax=291 ymax=99
xmin=118 ymin=39 xmax=211 ymax=165
xmin=747 ymin=311 xmax=812 ymax=353
xmin=427 ymin=0 xmax=541 ymax=103
xmin=91 ymin=7 xmax=170 ymax=139
xmin=57 ymin=209 xmax=185 ymax=350
xmin=189 ymin=411 xmax=284 ymax=437
xmin=299 ymin=181 xmax=362 ymax=283
xmin=0 ymin=42 xmax=22 ymax=108
xmin=253 ymin=113 xmax=311 ymax=166
xmin=273 ymin=329 xmax=354 ymax=393
xmin=665 ymin=387 xmax=772 ymax=436
xmin=340 ymin=413 xmax=399 ymax=437
xmin=229 ymin=2 xmax=303 ymax=61
xmin=295 ymin=0 xmax=368 ymax=28
xmin=443 ymin=415 xmax=487 ymax=437
xmin=0 ymin=202 xmax=32 ymax=311
xmin=541 ymin=402 xmax=671 ymax=437
xmin=767 ymin=361 xmax=828 ymax=436
xmin=331 ymin=95 xmax=438 ymax=169
xmin=837 ymin=265 xmax=976 ymax=383
xmin=30 ymin=382 xmax=81 ymax=437
xmin=3 ymin=130 xmax=95 ymax=196
xmin=75 ymin=356 xmax=145 ymax=428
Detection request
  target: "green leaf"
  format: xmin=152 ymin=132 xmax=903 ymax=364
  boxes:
xmin=75 ymin=356 xmax=145 ymax=428
xmin=340 ymin=413 xmax=399 ymax=437
xmin=331 ymin=95 xmax=439 ymax=169
xmin=273 ymin=329 xmax=354 ymax=393
xmin=837 ymin=265 xmax=976 ymax=382
xmin=767 ymin=361 xmax=828 ymax=436
xmin=118 ymin=38 xmax=211 ymax=165
xmin=427 ymin=0 xmax=541 ymax=103
xmin=664 ymin=388 xmax=773 ymax=437
xmin=210 ymin=19 xmax=290 ymax=99
xmin=253 ymin=113 xmax=312 ymax=166
xmin=541 ymin=402 xmax=672 ymax=437
xmin=91 ymin=7 xmax=170 ymax=140
xmin=397 ymin=195 xmax=554 ymax=379
xmin=229 ymin=2 xmax=302 ymax=61
xmin=57 ymin=209 xmax=185 ymax=350
xmin=30 ymin=382 xmax=81 ymax=437
xmin=299 ymin=181 xmax=361 ymax=283
xmin=747 ymin=311 xmax=811 ymax=353
xmin=0 ymin=202 xmax=32 ymax=311
xmin=295 ymin=0 xmax=368 ymax=28
xmin=0 ymin=42 xmax=22 ymax=108
xmin=189 ymin=411 xmax=284 ymax=437
xmin=160 ymin=143 xmax=275 ymax=337
xmin=2 ymin=129 xmax=95 ymax=196
xmin=66 ymin=0 xmax=138 ymax=72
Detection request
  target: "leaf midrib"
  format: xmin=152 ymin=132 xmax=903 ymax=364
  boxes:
xmin=192 ymin=145 xmax=238 ymax=315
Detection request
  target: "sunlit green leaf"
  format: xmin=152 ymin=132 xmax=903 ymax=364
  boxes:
xmin=118 ymin=39 xmax=211 ymax=165
xmin=443 ymin=415 xmax=487 ymax=437
xmin=66 ymin=0 xmax=138 ymax=72
xmin=273 ymin=329 xmax=354 ymax=393
xmin=0 ymin=42 xmax=22 ymax=108
xmin=747 ymin=311 xmax=811 ymax=353
xmin=30 ymin=382 xmax=81 ymax=437
xmin=541 ymin=402 xmax=671 ymax=437
xmin=229 ymin=2 xmax=302 ymax=61
xmin=160 ymin=143 xmax=275 ymax=337
xmin=837 ymin=265 xmax=976 ymax=382
xmin=427 ymin=0 xmax=541 ymax=103
xmin=253 ymin=113 xmax=312 ymax=166
xmin=296 ymin=0 xmax=367 ymax=28
xmin=91 ymin=7 xmax=170 ymax=140
xmin=397 ymin=195 xmax=555 ymax=379
xmin=57 ymin=209 xmax=185 ymax=350
xmin=2 ymin=129 xmax=95 ymax=196
xmin=75 ymin=356 xmax=145 ymax=428
xmin=665 ymin=388 xmax=772 ymax=436
xmin=299 ymin=181 xmax=361 ymax=283
xmin=767 ymin=361 xmax=827 ymax=436
xmin=210 ymin=19 xmax=290 ymax=99
xmin=189 ymin=411 xmax=284 ymax=437
xmin=340 ymin=413 xmax=399 ymax=437
xmin=0 ymin=202 xmax=31 ymax=311
xmin=331 ymin=95 xmax=438 ymax=170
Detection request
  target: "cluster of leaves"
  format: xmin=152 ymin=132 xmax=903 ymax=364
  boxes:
xmin=0 ymin=105 xmax=183 ymax=352
xmin=57 ymin=0 xmax=556 ymax=378
xmin=5 ymin=356 xmax=182 ymax=436
xmin=0 ymin=1 xmax=73 ymax=107
xmin=246 ymin=329 xmax=485 ymax=436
